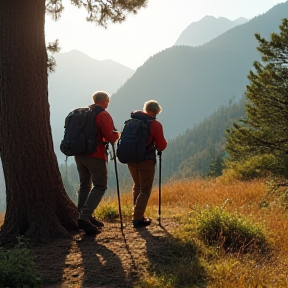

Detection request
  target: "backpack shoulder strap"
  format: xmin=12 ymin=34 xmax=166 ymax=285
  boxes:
xmin=91 ymin=105 xmax=104 ymax=115
xmin=146 ymin=119 xmax=154 ymax=131
xmin=89 ymin=106 xmax=105 ymax=140
xmin=146 ymin=119 xmax=155 ymax=146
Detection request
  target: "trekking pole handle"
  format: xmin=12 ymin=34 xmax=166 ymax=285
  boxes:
xmin=157 ymin=150 xmax=162 ymax=157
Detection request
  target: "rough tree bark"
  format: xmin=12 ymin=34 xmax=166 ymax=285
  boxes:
xmin=0 ymin=0 xmax=78 ymax=243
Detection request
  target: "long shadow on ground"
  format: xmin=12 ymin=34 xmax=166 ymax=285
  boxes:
xmin=78 ymin=233 xmax=132 ymax=288
xmin=136 ymin=223 xmax=207 ymax=287
xmin=32 ymin=238 xmax=73 ymax=285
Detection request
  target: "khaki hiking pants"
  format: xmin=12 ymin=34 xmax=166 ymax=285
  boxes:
xmin=128 ymin=160 xmax=155 ymax=221
xmin=75 ymin=156 xmax=107 ymax=220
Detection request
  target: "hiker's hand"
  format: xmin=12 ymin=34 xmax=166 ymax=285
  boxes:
xmin=157 ymin=150 xmax=162 ymax=157
xmin=115 ymin=131 xmax=121 ymax=139
xmin=110 ymin=132 xmax=120 ymax=143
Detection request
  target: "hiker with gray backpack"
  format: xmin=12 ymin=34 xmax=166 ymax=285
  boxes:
xmin=60 ymin=91 xmax=119 ymax=235
xmin=117 ymin=100 xmax=167 ymax=227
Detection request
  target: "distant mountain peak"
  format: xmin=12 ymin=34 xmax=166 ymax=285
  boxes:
xmin=200 ymin=15 xmax=231 ymax=21
xmin=233 ymin=17 xmax=249 ymax=25
xmin=202 ymin=15 xmax=217 ymax=20
xmin=174 ymin=15 xmax=248 ymax=47
xmin=65 ymin=49 xmax=91 ymax=57
xmin=56 ymin=50 xmax=135 ymax=70
xmin=234 ymin=17 xmax=248 ymax=22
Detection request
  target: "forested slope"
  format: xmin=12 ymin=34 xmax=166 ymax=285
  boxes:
xmin=108 ymin=2 xmax=287 ymax=139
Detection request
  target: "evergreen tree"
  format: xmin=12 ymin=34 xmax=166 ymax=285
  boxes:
xmin=206 ymin=153 xmax=225 ymax=178
xmin=226 ymin=18 xmax=288 ymax=177
xmin=0 ymin=0 xmax=147 ymax=243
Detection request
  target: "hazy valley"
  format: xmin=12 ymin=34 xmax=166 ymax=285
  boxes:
xmin=1 ymin=2 xmax=287 ymax=210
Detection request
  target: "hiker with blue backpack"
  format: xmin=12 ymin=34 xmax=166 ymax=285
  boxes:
xmin=61 ymin=91 xmax=119 ymax=235
xmin=117 ymin=100 xmax=167 ymax=227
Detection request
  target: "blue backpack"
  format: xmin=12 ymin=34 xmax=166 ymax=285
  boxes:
xmin=116 ymin=118 xmax=152 ymax=164
xmin=60 ymin=106 xmax=104 ymax=156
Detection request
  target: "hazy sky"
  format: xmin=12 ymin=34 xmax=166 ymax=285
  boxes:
xmin=45 ymin=0 xmax=286 ymax=69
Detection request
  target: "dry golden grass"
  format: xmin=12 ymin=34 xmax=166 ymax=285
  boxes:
xmin=1 ymin=178 xmax=288 ymax=287
xmin=116 ymin=177 xmax=288 ymax=288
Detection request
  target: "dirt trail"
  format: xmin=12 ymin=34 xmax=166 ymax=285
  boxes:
xmin=32 ymin=218 xmax=178 ymax=288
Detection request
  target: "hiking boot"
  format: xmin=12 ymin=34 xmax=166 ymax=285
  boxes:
xmin=132 ymin=217 xmax=152 ymax=228
xmin=90 ymin=216 xmax=104 ymax=228
xmin=77 ymin=219 xmax=101 ymax=236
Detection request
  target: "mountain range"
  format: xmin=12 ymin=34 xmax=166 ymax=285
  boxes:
xmin=1 ymin=2 xmax=287 ymax=210
xmin=48 ymin=12 xmax=252 ymax=160
xmin=107 ymin=2 xmax=288 ymax=139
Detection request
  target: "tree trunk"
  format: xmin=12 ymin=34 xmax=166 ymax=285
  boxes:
xmin=0 ymin=0 xmax=78 ymax=243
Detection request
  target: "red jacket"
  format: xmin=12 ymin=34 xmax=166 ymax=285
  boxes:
xmin=89 ymin=110 xmax=119 ymax=161
xmin=150 ymin=120 xmax=167 ymax=151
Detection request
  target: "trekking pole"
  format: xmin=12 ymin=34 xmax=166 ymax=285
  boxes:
xmin=157 ymin=150 xmax=162 ymax=225
xmin=111 ymin=144 xmax=124 ymax=230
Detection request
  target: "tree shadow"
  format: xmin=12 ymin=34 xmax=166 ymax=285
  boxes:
xmin=77 ymin=234 xmax=132 ymax=288
xmin=136 ymin=224 xmax=208 ymax=287
xmin=31 ymin=238 xmax=73 ymax=286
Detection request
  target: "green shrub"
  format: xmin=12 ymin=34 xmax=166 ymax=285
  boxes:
xmin=197 ymin=207 xmax=267 ymax=253
xmin=226 ymin=154 xmax=288 ymax=180
xmin=117 ymin=202 xmax=133 ymax=219
xmin=0 ymin=243 xmax=41 ymax=288
xmin=95 ymin=203 xmax=119 ymax=221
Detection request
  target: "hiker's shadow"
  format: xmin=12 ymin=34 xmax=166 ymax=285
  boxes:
xmin=136 ymin=223 xmax=207 ymax=287
xmin=135 ymin=224 xmax=175 ymax=267
xmin=78 ymin=235 xmax=131 ymax=288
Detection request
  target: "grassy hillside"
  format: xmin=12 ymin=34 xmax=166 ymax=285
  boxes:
xmin=1 ymin=177 xmax=288 ymax=287
xmin=97 ymin=177 xmax=288 ymax=287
